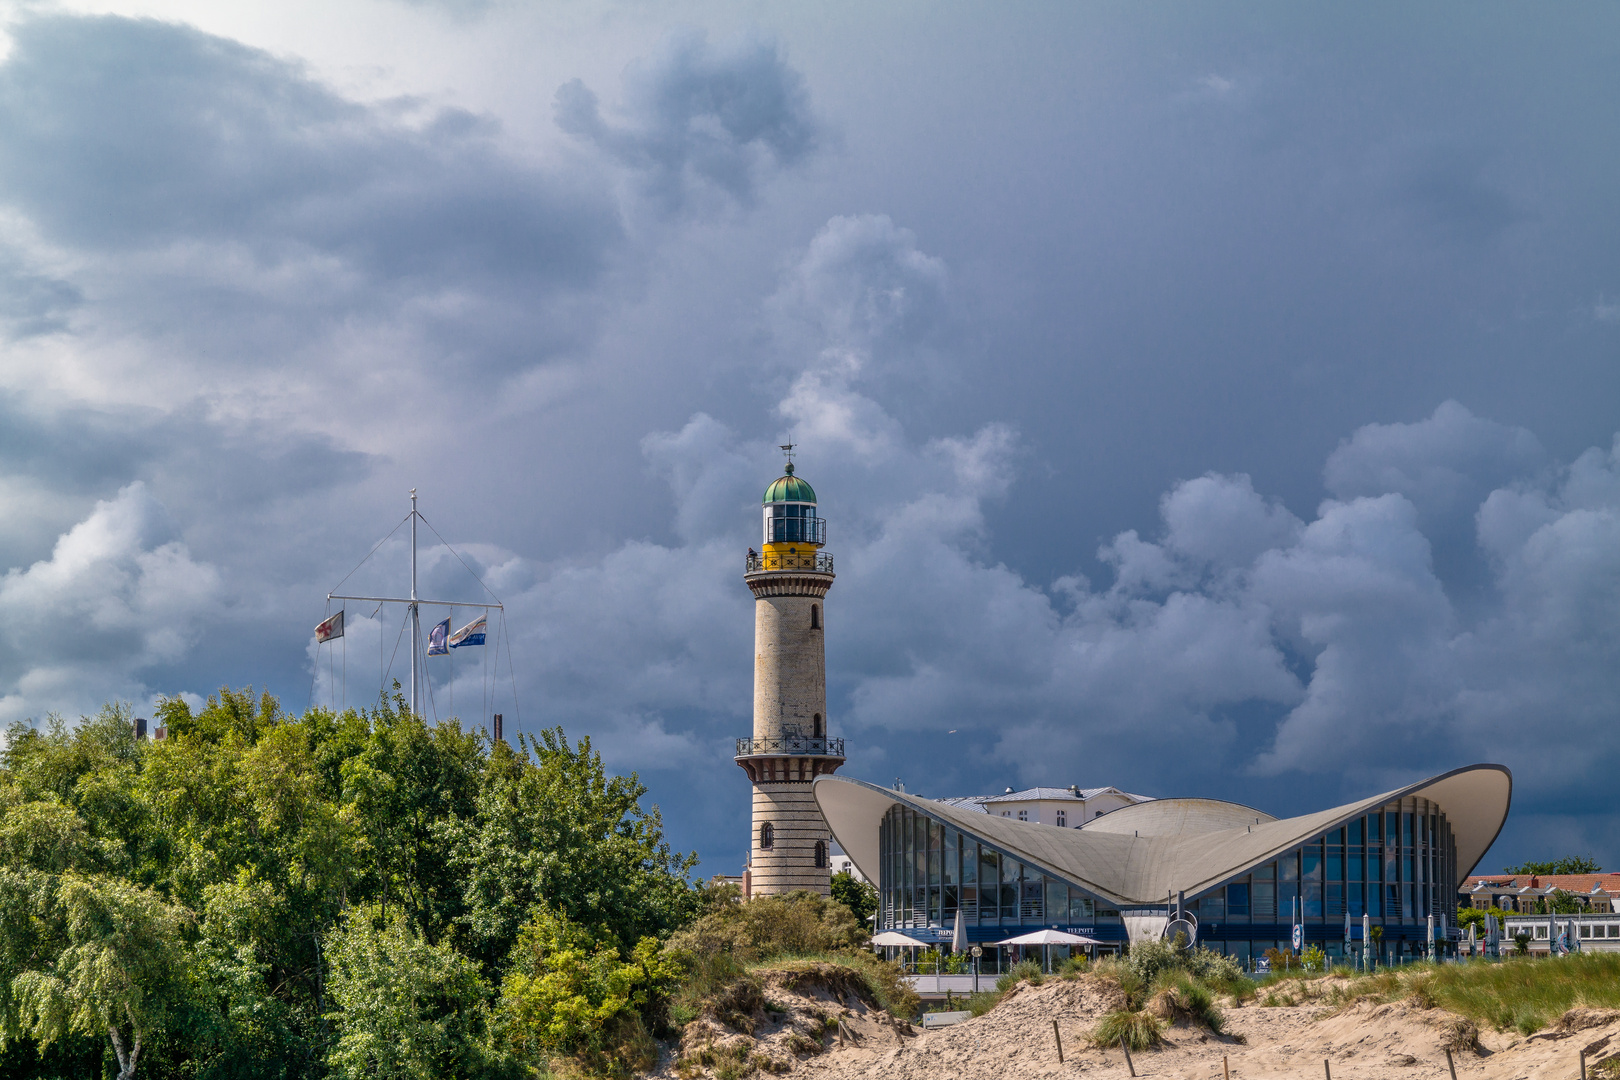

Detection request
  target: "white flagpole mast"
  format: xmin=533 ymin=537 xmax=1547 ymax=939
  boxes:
xmin=410 ymin=488 xmax=419 ymax=717
xmin=326 ymin=490 xmax=502 ymax=722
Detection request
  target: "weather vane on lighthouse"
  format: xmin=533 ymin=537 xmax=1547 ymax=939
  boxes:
xmin=779 ymin=443 xmax=796 ymax=472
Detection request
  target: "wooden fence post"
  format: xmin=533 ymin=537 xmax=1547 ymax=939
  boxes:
xmin=1052 ymin=1018 xmax=1063 ymax=1064
xmin=1120 ymin=1035 xmax=1136 ymax=1077
xmin=1446 ymin=1047 xmax=1458 ymax=1080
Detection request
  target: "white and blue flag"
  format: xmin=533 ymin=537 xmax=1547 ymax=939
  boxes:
xmin=427 ymin=617 xmax=450 ymax=655
xmin=449 ymin=614 xmax=487 ymax=648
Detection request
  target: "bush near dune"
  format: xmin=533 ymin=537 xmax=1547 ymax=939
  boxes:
xmin=1257 ymin=953 xmax=1620 ymax=1037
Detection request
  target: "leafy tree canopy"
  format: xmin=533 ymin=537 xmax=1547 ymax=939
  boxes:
xmin=0 ymin=691 xmax=700 ymax=1080
xmin=1503 ymin=856 xmax=1603 ymax=875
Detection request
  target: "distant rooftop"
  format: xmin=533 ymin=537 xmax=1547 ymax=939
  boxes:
xmin=930 ymin=785 xmax=1154 ymax=810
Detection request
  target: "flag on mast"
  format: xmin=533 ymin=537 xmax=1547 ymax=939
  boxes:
xmin=427 ymin=617 xmax=450 ymax=656
xmin=315 ymin=610 xmax=345 ymax=643
xmin=448 ymin=614 xmax=487 ymax=648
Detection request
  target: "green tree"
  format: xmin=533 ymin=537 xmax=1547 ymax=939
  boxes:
xmin=0 ymin=871 xmax=196 ymax=1080
xmin=497 ymin=911 xmax=682 ymax=1077
xmin=1 ymin=691 xmax=700 ymax=1077
xmin=1503 ymin=855 xmax=1602 ymax=875
xmin=447 ymin=729 xmax=698 ymax=971
xmin=1548 ymin=888 xmax=1583 ymax=914
xmin=323 ymin=911 xmax=512 ymax=1080
xmin=830 ymin=870 xmax=878 ymax=926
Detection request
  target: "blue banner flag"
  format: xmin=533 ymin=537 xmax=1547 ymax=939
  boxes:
xmin=448 ymin=614 xmax=487 ymax=648
xmin=427 ymin=617 xmax=450 ymax=656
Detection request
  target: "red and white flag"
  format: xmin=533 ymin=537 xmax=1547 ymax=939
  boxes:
xmin=315 ymin=610 xmax=345 ymax=643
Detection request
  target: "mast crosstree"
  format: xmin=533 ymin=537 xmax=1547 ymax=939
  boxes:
xmin=327 ymin=489 xmax=503 ymax=717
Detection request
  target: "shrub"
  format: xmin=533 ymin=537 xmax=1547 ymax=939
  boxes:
xmin=498 ymin=911 xmax=685 ymax=1077
xmin=1090 ymin=1008 xmax=1163 ymax=1051
xmin=666 ymin=892 xmax=867 ymax=964
xmin=995 ymin=959 xmax=1045 ymax=992
xmin=1057 ymin=953 xmax=1089 ymax=978
xmin=1150 ymin=971 xmax=1226 ymax=1035
xmin=966 ymin=991 xmax=1002 ymax=1018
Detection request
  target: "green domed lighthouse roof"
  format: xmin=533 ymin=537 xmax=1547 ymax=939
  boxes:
xmin=763 ymin=464 xmax=817 ymax=504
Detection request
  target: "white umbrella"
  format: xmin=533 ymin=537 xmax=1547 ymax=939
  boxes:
xmin=994 ymin=929 xmax=1103 ymax=945
xmin=871 ymin=930 xmax=927 ymax=972
xmin=951 ymin=907 xmax=968 ymax=954
xmin=996 ymin=928 xmax=1102 ymax=974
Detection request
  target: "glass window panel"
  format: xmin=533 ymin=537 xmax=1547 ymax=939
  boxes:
xmin=979 ymin=847 xmax=998 ymax=913
xmin=1254 ymin=862 xmax=1276 ymax=880
xmin=960 ymin=883 xmax=977 ymax=920
xmin=1368 ymin=884 xmax=1382 ymax=917
xmin=1253 ymin=882 xmax=1277 ymax=920
xmin=1325 ymin=882 xmax=1343 ymax=917
xmin=1303 ymin=850 xmax=1322 ymax=879
xmin=1369 ymin=814 xmax=1382 ymax=842
xmin=1326 ymin=851 xmax=1343 ymax=880
xmin=1403 ymin=813 xmax=1414 ymax=845
xmin=943 ymin=829 xmax=958 ymax=885
xmin=1227 ymin=883 xmax=1250 ymax=917
xmin=1386 ymin=884 xmax=1401 ymax=918
xmin=1348 ymin=881 xmax=1364 ymax=917
xmin=1021 ymin=877 xmax=1044 ymax=922
xmin=1403 ymin=856 xmax=1414 ymax=884
xmin=1349 ymin=851 xmax=1364 ymax=881
xmin=1201 ymin=893 xmax=1226 ymax=920
xmin=1348 ymin=817 xmax=1363 ymax=845
xmin=1069 ymin=894 xmax=1094 ymax=922
xmin=1046 ymin=879 xmax=1066 ymax=922
xmin=962 ymin=842 xmax=977 ymax=883
xmin=1282 ymin=853 xmax=1299 ymax=881
xmin=1401 ymin=884 xmax=1413 ymax=920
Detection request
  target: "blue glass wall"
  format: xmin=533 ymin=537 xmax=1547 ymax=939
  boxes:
xmin=878 ymin=804 xmax=1121 ymax=944
xmin=876 ymin=796 xmax=1458 ymax=958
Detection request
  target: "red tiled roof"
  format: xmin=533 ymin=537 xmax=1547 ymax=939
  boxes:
xmin=1462 ymin=873 xmax=1620 ymax=894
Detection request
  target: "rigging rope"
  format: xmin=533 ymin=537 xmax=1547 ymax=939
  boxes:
xmin=328 ymin=512 xmax=411 ymax=595
xmin=415 ymin=512 xmax=503 ymax=603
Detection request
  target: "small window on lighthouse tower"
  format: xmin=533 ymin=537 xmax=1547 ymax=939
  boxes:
xmin=760 ymin=822 xmax=775 ymax=850
xmin=811 ymin=604 xmax=820 ymax=629
xmin=814 ymin=841 xmax=828 ymax=868
xmin=813 ymin=713 xmax=823 ymax=737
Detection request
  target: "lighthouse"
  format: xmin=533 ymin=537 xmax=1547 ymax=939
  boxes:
xmin=736 ymin=448 xmax=843 ymax=897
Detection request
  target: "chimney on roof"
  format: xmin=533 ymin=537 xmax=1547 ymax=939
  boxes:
xmin=134 ymin=717 xmax=147 ymax=740
xmin=1068 ymin=784 xmax=1079 ymax=796
xmin=492 ymin=714 xmax=503 ymax=743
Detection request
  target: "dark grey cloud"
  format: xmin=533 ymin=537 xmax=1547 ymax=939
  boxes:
xmin=555 ymin=28 xmax=817 ymax=215
xmin=0 ymin=13 xmax=621 ymax=378
xmin=2 ymin=4 xmax=1618 ymax=880
xmin=0 ymin=246 xmax=80 ymax=337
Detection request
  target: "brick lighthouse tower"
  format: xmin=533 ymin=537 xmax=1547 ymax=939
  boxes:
xmin=736 ymin=447 xmax=843 ymax=897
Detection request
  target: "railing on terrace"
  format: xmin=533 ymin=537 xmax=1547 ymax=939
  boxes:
xmin=745 ymin=549 xmax=834 ymax=574
xmin=735 ymin=736 xmax=845 ymax=757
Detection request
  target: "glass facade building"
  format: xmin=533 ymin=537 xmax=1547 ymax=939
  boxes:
xmin=872 ymin=791 xmax=1469 ymax=965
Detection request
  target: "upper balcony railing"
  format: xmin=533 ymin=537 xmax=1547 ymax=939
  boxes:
xmin=736 ymin=736 xmax=845 ymax=757
xmin=746 ymin=549 xmax=834 ymax=574
xmin=764 ymin=515 xmax=826 ymax=545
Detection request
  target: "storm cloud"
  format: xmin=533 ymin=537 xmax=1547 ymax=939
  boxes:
xmin=0 ymin=3 xmax=1617 ymax=876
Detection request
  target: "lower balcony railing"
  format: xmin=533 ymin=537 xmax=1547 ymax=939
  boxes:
xmin=736 ymin=736 xmax=844 ymax=757
xmin=746 ymin=550 xmax=834 ymax=574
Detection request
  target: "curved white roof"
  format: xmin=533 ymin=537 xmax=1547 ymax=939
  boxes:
xmin=813 ymin=765 xmax=1511 ymax=906
xmin=1082 ymin=798 xmax=1276 ymax=836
